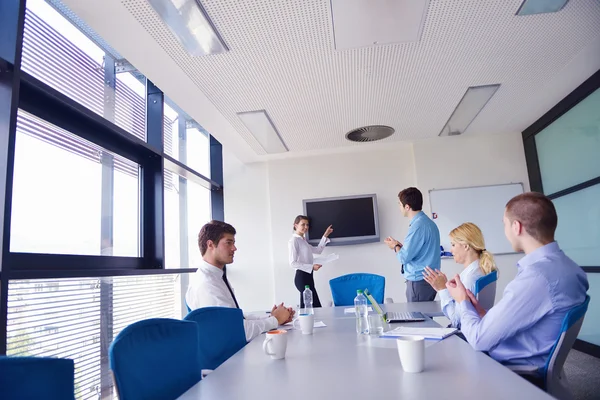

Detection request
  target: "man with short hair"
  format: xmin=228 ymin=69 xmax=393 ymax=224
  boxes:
xmin=186 ymin=220 xmax=293 ymax=342
xmin=385 ymin=187 xmax=441 ymax=302
xmin=446 ymin=192 xmax=588 ymax=371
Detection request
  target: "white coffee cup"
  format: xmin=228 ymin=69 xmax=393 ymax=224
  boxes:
xmin=263 ymin=330 xmax=288 ymax=360
xmin=396 ymin=336 xmax=425 ymax=373
xmin=292 ymin=314 xmax=315 ymax=335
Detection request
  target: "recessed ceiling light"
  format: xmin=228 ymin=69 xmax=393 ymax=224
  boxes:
xmin=147 ymin=0 xmax=227 ymax=56
xmin=330 ymin=0 xmax=430 ymax=50
xmin=237 ymin=110 xmax=288 ymax=154
xmin=439 ymin=85 xmax=500 ymax=137
xmin=516 ymin=0 xmax=569 ymax=16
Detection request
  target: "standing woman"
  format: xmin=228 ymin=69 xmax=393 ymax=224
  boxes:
xmin=289 ymin=215 xmax=333 ymax=308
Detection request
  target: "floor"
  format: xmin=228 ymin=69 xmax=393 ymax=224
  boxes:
xmin=563 ymin=349 xmax=600 ymax=400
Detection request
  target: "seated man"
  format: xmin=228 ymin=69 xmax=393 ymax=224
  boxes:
xmin=186 ymin=220 xmax=293 ymax=342
xmin=446 ymin=192 xmax=588 ymax=372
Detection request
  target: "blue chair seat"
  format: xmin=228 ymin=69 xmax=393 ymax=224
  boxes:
xmin=0 ymin=356 xmax=75 ymax=400
xmin=184 ymin=306 xmax=247 ymax=370
xmin=109 ymin=318 xmax=202 ymax=400
xmin=474 ymin=270 xmax=498 ymax=311
xmin=329 ymin=273 xmax=385 ymax=306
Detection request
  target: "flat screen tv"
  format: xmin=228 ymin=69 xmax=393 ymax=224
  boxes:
xmin=303 ymin=194 xmax=380 ymax=246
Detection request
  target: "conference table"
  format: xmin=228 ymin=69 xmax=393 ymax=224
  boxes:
xmin=178 ymin=302 xmax=553 ymax=400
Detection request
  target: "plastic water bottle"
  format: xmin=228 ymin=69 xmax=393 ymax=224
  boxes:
xmin=354 ymin=290 xmax=368 ymax=335
xmin=303 ymin=285 xmax=314 ymax=315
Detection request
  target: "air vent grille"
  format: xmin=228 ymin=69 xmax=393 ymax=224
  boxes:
xmin=345 ymin=125 xmax=395 ymax=143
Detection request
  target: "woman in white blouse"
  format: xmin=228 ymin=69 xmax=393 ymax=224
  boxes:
xmin=288 ymin=215 xmax=333 ymax=309
xmin=422 ymin=222 xmax=497 ymax=327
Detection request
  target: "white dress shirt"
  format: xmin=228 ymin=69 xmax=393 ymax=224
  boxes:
xmin=185 ymin=260 xmax=278 ymax=342
xmin=438 ymin=260 xmax=485 ymax=327
xmin=288 ymin=234 xmax=330 ymax=274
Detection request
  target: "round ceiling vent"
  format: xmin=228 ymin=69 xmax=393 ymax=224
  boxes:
xmin=345 ymin=125 xmax=395 ymax=143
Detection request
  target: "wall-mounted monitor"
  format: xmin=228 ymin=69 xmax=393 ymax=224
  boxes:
xmin=302 ymin=194 xmax=380 ymax=246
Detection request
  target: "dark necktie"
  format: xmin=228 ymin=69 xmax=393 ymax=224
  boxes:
xmin=222 ymin=266 xmax=240 ymax=309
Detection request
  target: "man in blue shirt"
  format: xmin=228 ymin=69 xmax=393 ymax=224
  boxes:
xmin=385 ymin=187 xmax=441 ymax=302
xmin=447 ymin=192 xmax=588 ymax=373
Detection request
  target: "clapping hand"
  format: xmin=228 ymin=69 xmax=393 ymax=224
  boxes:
xmin=446 ymin=274 xmax=468 ymax=303
xmin=384 ymin=236 xmax=401 ymax=250
xmin=423 ymin=266 xmax=448 ymax=291
xmin=466 ymin=289 xmax=487 ymax=318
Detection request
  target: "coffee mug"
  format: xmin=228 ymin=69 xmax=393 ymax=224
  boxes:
xmin=263 ymin=330 xmax=288 ymax=360
xmin=396 ymin=336 xmax=425 ymax=373
xmin=293 ymin=313 xmax=315 ymax=335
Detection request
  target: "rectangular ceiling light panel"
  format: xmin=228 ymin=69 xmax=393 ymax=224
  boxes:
xmin=439 ymin=85 xmax=500 ymax=137
xmin=147 ymin=0 xmax=227 ymax=56
xmin=237 ymin=110 xmax=288 ymax=154
xmin=517 ymin=0 xmax=569 ymax=15
xmin=330 ymin=0 xmax=430 ymax=50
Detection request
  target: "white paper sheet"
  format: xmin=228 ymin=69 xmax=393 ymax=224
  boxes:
xmin=313 ymin=253 xmax=339 ymax=265
xmin=279 ymin=320 xmax=327 ymax=330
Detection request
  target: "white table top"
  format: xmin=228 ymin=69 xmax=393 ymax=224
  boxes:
xmin=178 ymin=302 xmax=553 ymax=400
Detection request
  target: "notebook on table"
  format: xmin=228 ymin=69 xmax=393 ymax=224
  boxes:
xmin=363 ymin=289 xmax=426 ymax=323
xmin=380 ymin=326 xmax=458 ymax=340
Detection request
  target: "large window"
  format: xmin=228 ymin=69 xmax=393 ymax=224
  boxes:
xmin=0 ymin=1 xmax=223 ymax=399
xmin=523 ymin=70 xmax=600 ymax=351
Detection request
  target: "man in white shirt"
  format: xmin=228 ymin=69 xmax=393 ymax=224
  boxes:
xmin=186 ymin=220 xmax=293 ymax=342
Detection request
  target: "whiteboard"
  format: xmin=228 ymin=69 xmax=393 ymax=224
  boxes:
xmin=429 ymin=183 xmax=524 ymax=255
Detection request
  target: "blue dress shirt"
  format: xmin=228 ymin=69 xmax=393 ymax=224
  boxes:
xmin=457 ymin=242 xmax=589 ymax=369
xmin=396 ymin=211 xmax=441 ymax=281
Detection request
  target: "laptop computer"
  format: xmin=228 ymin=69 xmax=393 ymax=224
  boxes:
xmin=363 ymin=289 xmax=426 ymax=323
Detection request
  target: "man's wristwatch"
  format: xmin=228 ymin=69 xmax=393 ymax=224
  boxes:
xmin=393 ymin=244 xmax=401 ymax=252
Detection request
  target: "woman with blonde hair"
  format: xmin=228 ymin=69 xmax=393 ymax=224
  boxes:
xmin=423 ymin=222 xmax=497 ymax=327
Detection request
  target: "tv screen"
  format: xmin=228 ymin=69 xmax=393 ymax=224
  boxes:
xmin=303 ymin=194 xmax=379 ymax=246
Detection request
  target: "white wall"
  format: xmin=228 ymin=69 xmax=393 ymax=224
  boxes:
xmin=222 ymin=151 xmax=275 ymax=311
xmin=223 ymin=132 xmax=530 ymax=311
xmin=413 ymin=132 xmax=530 ymax=302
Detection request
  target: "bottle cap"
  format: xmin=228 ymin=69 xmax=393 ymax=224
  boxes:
xmin=305 ymin=285 xmax=310 ymax=289
xmin=357 ymin=289 xmax=363 ymax=294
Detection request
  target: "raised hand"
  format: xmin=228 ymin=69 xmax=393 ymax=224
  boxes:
xmin=324 ymin=225 xmax=334 ymax=238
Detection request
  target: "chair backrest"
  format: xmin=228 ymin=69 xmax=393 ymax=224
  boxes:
xmin=184 ymin=306 xmax=247 ymax=370
xmin=329 ymin=273 xmax=385 ymax=306
xmin=0 ymin=356 xmax=75 ymax=400
xmin=109 ymin=318 xmax=202 ymax=400
xmin=544 ymin=295 xmax=590 ymax=394
xmin=474 ymin=270 xmax=497 ymax=311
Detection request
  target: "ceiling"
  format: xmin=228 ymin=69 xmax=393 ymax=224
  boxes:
xmin=61 ymin=0 xmax=600 ymax=163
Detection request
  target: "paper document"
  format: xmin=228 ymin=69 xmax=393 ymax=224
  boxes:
xmin=280 ymin=320 xmax=327 ymax=330
xmin=313 ymin=253 xmax=339 ymax=265
xmin=380 ymin=327 xmax=457 ymax=340
xmin=344 ymin=307 xmax=373 ymax=314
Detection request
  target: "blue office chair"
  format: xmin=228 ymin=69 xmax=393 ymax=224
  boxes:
xmin=184 ymin=306 xmax=247 ymax=371
xmin=186 ymin=300 xmax=192 ymax=314
xmin=473 ymin=270 xmax=498 ymax=311
xmin=109 ymin=318 xmax=202 ymax=400
xmin=329 ymin=273 xmax=385 ymax=306
xmin=0 ymin=356 xmax=75 ymax=400
xmin=509 ymin=295 xmax=590 ymax=400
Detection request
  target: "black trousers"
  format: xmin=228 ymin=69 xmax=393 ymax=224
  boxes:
xmin=294 ymin=269 xmax=322 ymax=308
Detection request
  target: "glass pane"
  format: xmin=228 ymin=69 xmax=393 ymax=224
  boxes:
xmin=186 ymin=126 xmax=210 ymax=178
xmin=579 ymin=273 xmax=600 ymax=346
xmin=536 ymin=88 xmax=600 ymax=194
xmin=7 ymin=275 xmax=188 ymax=399
xmin=163 ymin=98 xmax=210 ymax=177
xmin=164 ymin=170 xmax=211 ymax=268
xmin=21 ymin=0 xmax=146 ymax=140
xmin=10 ymin=110 xmax=140 ymax=256
xmin=552 ymin=183 xmax=600 ymax=266
xmin=114 ymin=72 xmax=146 ymax=141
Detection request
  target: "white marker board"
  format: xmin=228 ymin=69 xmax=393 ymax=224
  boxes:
xmin=429 ymin=183 xmax=524 ymax=255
